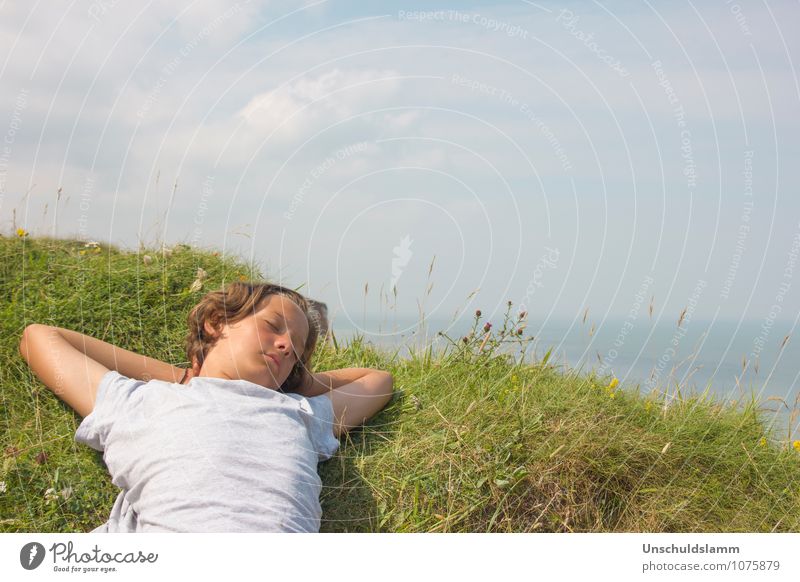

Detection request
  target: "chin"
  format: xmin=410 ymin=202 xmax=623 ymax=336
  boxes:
xmin=258 ymin=373 xmax=284 ymax=391
xmin=258 ymin=379 xmax=281 ymax=391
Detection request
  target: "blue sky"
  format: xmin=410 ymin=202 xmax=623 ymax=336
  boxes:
xmin=1 ymin=0 xmax=798 ymax=333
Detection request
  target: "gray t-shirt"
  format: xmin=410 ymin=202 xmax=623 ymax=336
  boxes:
xmin=75 ymin=371 xmax=340 ymax=532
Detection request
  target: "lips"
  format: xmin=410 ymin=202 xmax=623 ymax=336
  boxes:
xmin=264 ymin=353 xmax=279 ymax=366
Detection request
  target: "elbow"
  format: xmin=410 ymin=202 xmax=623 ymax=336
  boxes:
xmin=19 ymin=324 xmax=48 ymax=361
xmin=19 ymin=324 xmax=36 ymax=361
xmin=381 ymin=371 xmax=394 ymax=403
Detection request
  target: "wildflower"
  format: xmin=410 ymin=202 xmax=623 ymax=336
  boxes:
xmin=483 ymin=322 xmax=492 ymax=333
xmin=79 ymin=250 xmax=86 ymax=255
xmin=759 ymin=437 xmax=767 ymax=447
xmin=517 ymin=327 xmax=524 ymax=335
xmin=16 ymin=228 xmax=28 ymax=238
xmin=238 ymin=274 xmax=247 ymax=281
xmin=162 ymin=246 xmax=173 ymax=258
xmin=84 ymin=241 xmax=99 ymax=249
xmin=44 ymin=488 xmax=58 ymax=502
xmin=604 ymin=378 xmax=618 ymax=400
xmin=644 ymin=401 xmax=653 ymax=412
xmin=189 ymin=268 xmax=209 ymax=292
xmin=0 ymin=481 xmax=6 ymax=493
xmin=462 ymin=336 xmax=469 ymax=344
xmin=519 ymin=311 xmax=527 ymax=320
xmin=60 ymin=486 xmax=73 ymax=501
xmin=507 ymin=300 xmax=512 ymax=307
xmin=142 ymin=255 xmax=152 ymax=266
xmin=793 ymin=440 xmax=800 ymax=452
xmin=475 ymin=309 xmax=482 ymax=318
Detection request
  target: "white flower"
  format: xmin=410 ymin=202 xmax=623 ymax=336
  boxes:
xmin=189 ymin=268 xmax=209 ymax=293
xmin=142 ymin=255 xmax=152 ymax=265
xmin=0 ymin=481 xmax=6 ymax=493
xmin=44 ymin=487 xmax=58 ymax=501
xmin=60 ymin=486 xmax=73 ymax=501
xmin=84 ymin=241 xmax=100 ymax=249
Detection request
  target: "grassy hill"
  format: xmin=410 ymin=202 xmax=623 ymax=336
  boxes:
xmin=1 ymin=233 xmax=798 ymax=532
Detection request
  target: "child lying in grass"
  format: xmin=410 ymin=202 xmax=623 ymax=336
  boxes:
xmin=18 ymin=281 xmax=394 ymax=532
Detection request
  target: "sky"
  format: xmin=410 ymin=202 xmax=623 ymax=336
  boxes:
xmin=1 ymin=0 xmax=798 ymax=334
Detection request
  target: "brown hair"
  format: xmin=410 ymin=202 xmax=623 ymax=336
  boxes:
xmin=184 ymin=281 xmax=322 ymax=393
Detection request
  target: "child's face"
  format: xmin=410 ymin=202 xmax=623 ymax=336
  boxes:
xmin=199 ymin=294 xmax=310 ymax=389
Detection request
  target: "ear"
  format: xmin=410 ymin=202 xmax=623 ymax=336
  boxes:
xmin=203 ymin=320 xmax=219 ymax=338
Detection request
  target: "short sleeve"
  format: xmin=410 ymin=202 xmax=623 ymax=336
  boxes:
xmin=75 ymin=371 xmax=145 ymax=452
xmin=290 ymin=393 xmax=340 ymax=462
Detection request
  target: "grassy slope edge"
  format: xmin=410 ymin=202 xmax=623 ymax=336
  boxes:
xmin=1 ymin=236 xmax=798 ymax=532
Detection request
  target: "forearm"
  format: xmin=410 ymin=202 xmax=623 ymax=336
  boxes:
xmin=300 ymin=367 xmax=377 ymax=396
xmin=47 ymin=326 xmax=184 ymax=383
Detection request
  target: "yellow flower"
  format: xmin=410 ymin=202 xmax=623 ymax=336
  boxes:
xmin=238 ymin=274 xmax=247 ymax=281
xmin=793 ymin=440 xmax=800 ymax=452
xmin=608 ymin=378 xmax=619 ymax=389
xmin=645 ymin=401 xmax=653 ymax=412
xmin=759 ymin=437 xmax=767 ymax=447
xmin=16 ymin=228 xmax=28 ymax=238
xmin=608 ymin=391 xmax=616 ymax=399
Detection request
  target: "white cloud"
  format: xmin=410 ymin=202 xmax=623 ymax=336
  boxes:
xmin=238 ymin=67 xmax=403 ymax=138
xmin=1 ymin=0 xmax=797 ymax=322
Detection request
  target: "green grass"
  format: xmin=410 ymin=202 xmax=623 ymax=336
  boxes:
xmin=1 ymin=234 xmax=799 ymax=532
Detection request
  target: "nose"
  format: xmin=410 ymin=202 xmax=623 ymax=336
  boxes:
xmin=275 ymin=334 xmax=293 ymax=356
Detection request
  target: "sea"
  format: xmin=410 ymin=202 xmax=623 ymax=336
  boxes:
xmin=329 ymin=313 xmax=800 ymax=441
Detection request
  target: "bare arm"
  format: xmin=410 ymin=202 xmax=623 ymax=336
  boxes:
xmin=55 ymin=328 xmax=185 ymax=383
xmin=20 ymin=325 xmax=110 ymax=417
xmin=19 ymin=325 xmax=186 ymax=416
xmin=295 ymin=367 xmax=376 ymax=396
xmin=31 ymin=326 xmax=186 ymax=383
xmin=296 ymin=367 xmax=394 ymax=437
xmin=327 ymin=371 xmax=393 ymax=437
